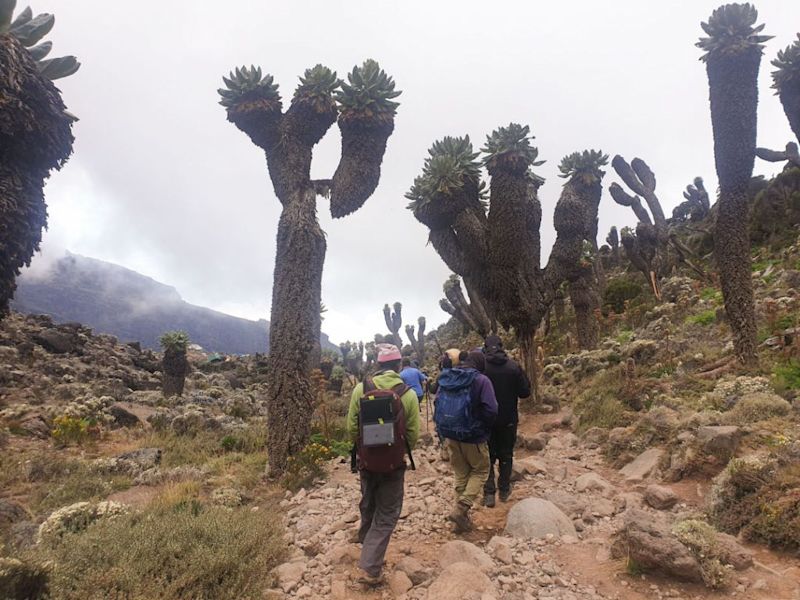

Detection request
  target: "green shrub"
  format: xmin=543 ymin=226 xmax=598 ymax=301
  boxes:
xmin=722 ymin=392 xmax=791 ymax=425
xmin=281 ymin=442 xmax=335 ymax=491
xmin=700 ymin=287 xmax=722 ymax=303
xmin=686 ymin=310 xmax=717 ymax=326
xmin=30 ymin=464 xmax=132 ymax=515
xmin=36 ymin=503 xmax=285 ymax=600
xmin=773 ymin=359 xmax=800 ymax=390
xmin=603 ymin=278 xmax=643 ymax=314
xmin=51 ymin=416 xmax=98 ymax=447
xmin=159 ymin=331 xmax=190 ymax=353
xmin=574 ymin=393 xmax=632 ymax=432
xmin=672 ymin=520 xmax=731 ymax=589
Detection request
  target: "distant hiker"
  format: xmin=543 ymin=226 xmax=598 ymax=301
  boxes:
xmin=347 ymin=343 xmax=420 ymax=587
xmin=482 ymin=334 xmax=531 ymax=507
xmin=400 ymin=357 xmax=427 ymax=404
xmin=428 ymin=348 xmax=460 ymax=395
xmin=434 ymin=350 xmax=497 ymax=533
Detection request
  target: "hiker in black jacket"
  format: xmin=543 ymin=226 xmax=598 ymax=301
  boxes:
xmin=482 ymin=335 xmax=531 ymax=506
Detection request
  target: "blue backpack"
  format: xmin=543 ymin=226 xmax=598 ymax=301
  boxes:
xmin=434 ymin=368 xmax=485 ymax=441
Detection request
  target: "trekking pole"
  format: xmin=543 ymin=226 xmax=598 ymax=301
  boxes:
xmin=424 ymin=388 xmax=430 ymax=433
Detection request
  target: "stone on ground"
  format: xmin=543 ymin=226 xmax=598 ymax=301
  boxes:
xmin=426 ymin=562 xmax=497 ymax=600
xmin=619 ymin=448 xmax=664 ymax=482
xmin=644 ymin=485 xmax=678 ymax=510
xmin=574 ymin=472 xmax=614 ymax=496
xmin=504 ymin=498 xmax=577 ymax=539
xmin=395 ymin=556 xmax=429 ymax=585
xmin=696 ymin=425 xmax=740 ymax=461
xmin=611 ymin=509 xmax=703 ymax=582
xmin=389 ymin=570 xmax=413 ymax=596
xmin=273 ymin=560 xmax=306 ymax=593
xmin=438 ymin=540 xmax=493 ymax=572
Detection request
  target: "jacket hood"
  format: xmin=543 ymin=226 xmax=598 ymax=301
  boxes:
xmin=485 ymin=347 xmax=509 ymax=365
xmin=438 ymin=367 xmax=478 ymax=391
xmin=369 ymin=370 xmax=405 ymax=388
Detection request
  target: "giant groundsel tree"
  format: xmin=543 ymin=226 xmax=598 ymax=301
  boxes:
xmin=407 ymin=125 xmax=605 ymax=391
xmin=0 ymin=1 xmax=79 ymax=316
xmin=218 ymin=60 xmax=400 ymax=474
xmin=697 ymin=3 xmax=769 ymax=364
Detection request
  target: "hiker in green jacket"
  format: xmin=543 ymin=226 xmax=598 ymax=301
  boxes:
xmin=347 ymin=343 xmax=420 ymax=588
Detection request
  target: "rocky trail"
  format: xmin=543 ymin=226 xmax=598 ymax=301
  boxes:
xmin=270 ymin=408 xmax=800 ymax=600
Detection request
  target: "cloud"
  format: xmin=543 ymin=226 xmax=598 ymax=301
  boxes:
xmin=26 ymin=0 xmax=800 ymax=344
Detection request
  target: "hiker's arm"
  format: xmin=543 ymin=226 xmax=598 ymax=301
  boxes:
xmin=347 ymin=384 xmax=362 ymax=442
xmin=477 ymin=377 xmax=498 ymax=424
xmin=517 ymin=365 xmax=532 ymax=399
xmin=403 ymin=391 xmax=420 ymax=448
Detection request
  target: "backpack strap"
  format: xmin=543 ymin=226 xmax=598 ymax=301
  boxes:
xmin=390 ymin=382 xmax=416 ymax=471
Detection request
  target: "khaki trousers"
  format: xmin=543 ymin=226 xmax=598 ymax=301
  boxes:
xmin=445 ymin=439 xmax=490 ymax=507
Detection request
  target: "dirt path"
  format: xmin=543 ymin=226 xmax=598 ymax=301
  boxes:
xmin=268 ymin=408 xmax=800 ymax=599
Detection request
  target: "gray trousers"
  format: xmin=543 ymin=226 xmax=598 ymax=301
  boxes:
xmin=357 ymin=467 xmax=405 ymax=577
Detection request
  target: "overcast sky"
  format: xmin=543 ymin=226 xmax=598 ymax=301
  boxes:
xmin=26 ymin=0 xmax=800 ymax=345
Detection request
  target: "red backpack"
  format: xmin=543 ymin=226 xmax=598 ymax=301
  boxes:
xmin=356 ymin=377 xmax=415 ymax=473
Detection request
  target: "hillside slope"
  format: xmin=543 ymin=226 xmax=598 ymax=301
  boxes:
xmin=11 ymin=253 xmax=335 ymax=354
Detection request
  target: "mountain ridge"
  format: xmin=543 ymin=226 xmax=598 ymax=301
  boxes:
xmin=10 ymin=252 xmax=336 ymax=354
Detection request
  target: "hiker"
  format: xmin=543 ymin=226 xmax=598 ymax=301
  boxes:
xmin=347 ymin=343 xmax=420 ymax=587
xmin=434 ymin=350 xmax=497 ymax=533
xmin=482 ymin=334 xmax=531 ymax=507
xmin=399 ymin=357 xmax=427 ymax=405
xmin=428 ymin=348 xmax=460 ymax=395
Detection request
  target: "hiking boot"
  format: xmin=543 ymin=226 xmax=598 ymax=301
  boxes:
xmin=357 ymin=573 xmax=384 ymax=588
xmin=447 ymin=502 xmax=473 ymax=533
xmin=499 ymin=489 xmax=512 ymax=503
xmin=483 ymin=493 xmax=496 ymax=508
xmin=348 ymin=530 xmax=363 ymax=544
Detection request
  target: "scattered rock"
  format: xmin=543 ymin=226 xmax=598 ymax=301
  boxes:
xmin=107 ymin=403 xmax=141 ymax=428
xmin=389 ymin=570 xmax=413 ymax=596
xmin=619 ymin=448 xmax=664 ymax=482
xmin=273 ymin=560 xmax=306 ymax=594
xmin=505 ymin=498 xmax=577 ymax=539
xmin=395 ymin=556 xmax=428 ymax=585
xmin=426 ymin=562 xmax=497 ymax=600
xmin=0 ymin=500 xmax=29 ymax=528
xmin=696 ymin=426 xmax=740 ymax=461
xmin=611 ymin=509 xmax=703 ymax=583
xmin=644 ymin=485 xmax=678 ymax=510
xmin=574 ymin=473 xmax=614 ymax=496
xmin=32 ymin=329 xmax=76 ymax=354
xmin=438 ymin=540 xmax=493 ymax=572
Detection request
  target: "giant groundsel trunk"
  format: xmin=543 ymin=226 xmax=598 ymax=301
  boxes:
xmin=0 ymin=3 xmax=78 ymax=316
xmin=408 ymin=129 xmax=606 ymax=401
xmin=697 ymin=3 xmax=769 ymax=364
xmin=219 ymin=61 xmax=399 ymax=474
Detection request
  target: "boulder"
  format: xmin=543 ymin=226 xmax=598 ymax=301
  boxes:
xmin=438 ymin=540 xmax=493 ymax=572
xmin=715 ymin=532 xmax=754 ymax=571
xmin=544 ymin=490 xmax=587 ymax=518
xmin=108 ymin=404 xmax=141 ymax=428
xmin=388 ymin=570 xmax=413 ymax=596
xmin=273 ymin=561 xmax=306 ymax=594
xmin=425 ymin=562 xmax=496 ymax=600
xmin=32 ymin=329 xmax=78 ymax=354
xmin=395 ymin=556 xmax=429 ymax=585
xmin=619 ymin=448 xmax=664 ymax=482
xmin=644 ymin=485 xmax=678 ymax=510
xmin=510 ymin=457 xmax=547 ymax=481
xmin=18 ymin=415 xmax=50 ymax=439
xmin=0 ymin=500 xmax=29 ymax=528
xmin=526 ymin=432 xmax=550 ymax=451
xmin=696 ymin=426 xmax=740 ymax=461
xmin=504 ymin=498 xmax=576 ymax=539
xmin=574 ymin=473 xmax=614 ymax=496
xmin=610 ymin=509 xmax=703 ymax=583
xmin=117 ymin=448 xmax=161 ymax=472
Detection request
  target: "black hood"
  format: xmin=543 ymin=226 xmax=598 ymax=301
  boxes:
xmin=485 ymin=347 xmax=509 ymax=365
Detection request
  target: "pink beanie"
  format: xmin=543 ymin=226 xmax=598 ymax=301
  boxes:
xmin=376 ymin=343 xmax=402 ymax=363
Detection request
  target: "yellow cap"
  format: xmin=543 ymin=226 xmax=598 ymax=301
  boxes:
xmin=445 ymin=348 xmax=461 ymax=367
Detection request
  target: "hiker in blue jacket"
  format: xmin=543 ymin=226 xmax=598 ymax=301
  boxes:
xmin=434 ymin=350 xmax=497 ymax=533
xmin=399 ymin=357 xmax=427 ymax=404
